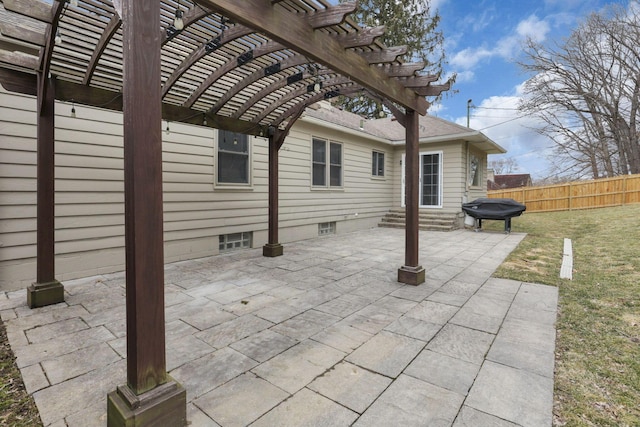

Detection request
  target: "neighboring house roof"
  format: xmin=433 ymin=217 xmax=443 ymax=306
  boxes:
xmin=301 ymin=101 xmax=506 ymax=154
xmin=492 ymin=174 xmax=532 ymax=188
xmin=487 ymin=179 xmax=502 ymax=191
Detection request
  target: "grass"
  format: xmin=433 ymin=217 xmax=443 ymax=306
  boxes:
xmin=484 ymin=204 xmax=640 ymax=426
xmin=1 ymin=205 xmax=639 ymax=425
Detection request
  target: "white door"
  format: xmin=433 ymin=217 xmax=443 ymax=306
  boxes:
xmin=401 ymin=151 xmax=443 ymax=208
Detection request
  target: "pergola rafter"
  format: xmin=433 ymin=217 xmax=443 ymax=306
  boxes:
xmin=0 ymin=0 xmax=452 ymax=425
xmin=0 ymin=0 xmax=452 ymax=131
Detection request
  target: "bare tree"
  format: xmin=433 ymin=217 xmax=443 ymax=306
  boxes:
xmin=489 ymin=157 xmax=519 ymax=174
xmin=519 ymin=2 xmax=640 ymax=180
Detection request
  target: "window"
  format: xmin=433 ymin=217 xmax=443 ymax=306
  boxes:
xmin=312 ymin=137 xmax=342 ymax=187
xmin=219 ymin=232 xmax=252 ymax=252
xmin=469 ymin=153 xmax=481 ymax=187
xmin=372 ymin=151 xmax=385 ymax=176
xmin=422 ymin=153 xmax=441 ymax=206
xmin=318 ymin=222 xmax=336 ymax=235
xmin=218 ymin=130 xmax=250 ymax=184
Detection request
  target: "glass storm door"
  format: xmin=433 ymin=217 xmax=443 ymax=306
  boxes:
xmin=420 ymin=153 xmax=441 ymax=207
xmin=401 ymin=151 xmax=442 ymax=208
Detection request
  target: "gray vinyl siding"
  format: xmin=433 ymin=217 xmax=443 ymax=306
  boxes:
xmin=0 ymin=89 xmax=393 ymax=290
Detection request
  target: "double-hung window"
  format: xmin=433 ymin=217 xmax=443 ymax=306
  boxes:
xmin=372 ymin=151 xmax=385 ymax=177
xmin=218 ymin=130 xmax=250 ymax=184
xmin=312 ymin=137 xmax=342 ymax=187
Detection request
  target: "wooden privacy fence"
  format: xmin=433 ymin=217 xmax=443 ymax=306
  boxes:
xmin=488 ymin=174 xmax=640 ymax=212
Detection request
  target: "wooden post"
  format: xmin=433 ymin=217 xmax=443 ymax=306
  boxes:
xmin=263 ymin=128 xmax=284 ymax=257
xmin=398 ymin=109 xmax=425 ymax=285
xmin=27 ymin=73 xmax=65 ymax=308
xmin=107 ymin=0 xmax=186 ymax=425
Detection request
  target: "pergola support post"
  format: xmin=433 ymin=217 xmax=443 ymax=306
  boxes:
xmin=263 ymin=127 xmax=285 ymax=257
xmin=107 ymin=0 xmax=186 ymax=425
xmin=398 ymin=109 xmax=425 ymax=285
xmin=27 ymin=73 xmax=64 ymax=308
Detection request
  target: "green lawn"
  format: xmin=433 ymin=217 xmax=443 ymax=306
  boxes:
xmin=1 ymin=205 xmax=639 ymax=426
xmin=484 ymin=204 xmax=640 ymax=426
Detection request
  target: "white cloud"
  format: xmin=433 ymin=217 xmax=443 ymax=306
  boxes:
xmin=452 ymin=89 xmax=555 ymax=179
xmin=450 ymin=15 xmax=551 ymax=70
xmin=450 ymin=46 xmax=494 ymax=70
xmin=516 ymin=15 xmax=551 ymax=42
xmin=453 ymin=70 xmax=475 ymax=84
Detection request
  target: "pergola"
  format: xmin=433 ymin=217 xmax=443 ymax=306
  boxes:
xmin=0 ymin=0 xmax=450 ymax=424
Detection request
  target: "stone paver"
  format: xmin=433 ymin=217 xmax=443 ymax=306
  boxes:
xmin=308 ymin=361 xmax=392 ymax=413
xmin=1 ymin=227 xmax=560 ymax=426
xmin=465 ymin=360 xmax=554 ymax=427
xmin=193 ymin=373 xmax=289 ymax=426
xmin=251 ymin=339 xmax=345 ymax=394
xmin=354 ymin=374 xmax=465 ymax=426
xmin=346 ymin=330 xmax=425 ymax=378
xmin=251 ymin=388 xmax=359 ymax=427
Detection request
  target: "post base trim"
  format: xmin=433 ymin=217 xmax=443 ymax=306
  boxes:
xmin=398 ymin=265 xmax=425 ymax=286
xmin=263 ymin=243 xmax=284 ymax=257
xmin=27 ymin=280 xmax=64 ymax=308
xmin=107 ymin=378 xmax=186 ymax=427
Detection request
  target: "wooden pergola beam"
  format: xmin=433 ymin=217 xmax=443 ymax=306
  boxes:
xmin=196 ymin=0 xmax=429 ymax=114
xmin=107 ymin=0 xmax=185 ymax=424
xmin=397 ymin=108 xmax=425 ymax=285
xmin=233 ymin=68 xmax=332 ymax=120
xmin=181 ymin=24 xmax=255 ymax=107
xmin=378 ymin=62 xmax=426 ymax=77
xmin=306 ymin=2 xmax=357 ymax=28
xmin=83 ymin=15 xmax=121 ymax=85
xmin=253 ymin=75 xmax=352 ymax=124
xmin=27 ymin=73 xmax=65 ymax=308
xmin=208 ymin=54 xmax=307 ymax=116
xmin=272 ymin=85 xmax=359 ymax=127
xmin=338 ymin=26 xmax=385 ymax=48
xmin=3 ymin=0 xmax=54 ymax=23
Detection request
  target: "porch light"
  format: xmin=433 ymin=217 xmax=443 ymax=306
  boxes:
xmin=359 ymin=119 xmax=364 ymax=130
xmin=203 ymin=114 xmax=207 ymax=126
xmin=70 ymin=101 xmax=76 ymax=118
xmin=165 ymin=121 xmax=171 ymax=135
xmin=54 ymin=29 xmax=62 ymax=46
xmin=173 ymin=9 xmax=184 ymax=31
xmin=313 ymin=80 xmax=321 ymax=93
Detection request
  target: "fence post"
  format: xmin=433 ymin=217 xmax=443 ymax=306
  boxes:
xmin=568 ymin=182 xmax=572 ymax=211
xmin=622 ymin=175 xmax=627 ymax=206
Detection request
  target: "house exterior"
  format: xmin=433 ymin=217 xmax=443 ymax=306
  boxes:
xmin=0 ymin=87 xmax=504 ymax=291
xmin=488 ymin=173 xmax=533 ymax=189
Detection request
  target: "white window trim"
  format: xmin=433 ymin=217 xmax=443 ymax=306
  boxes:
xmin=311 ymin=137 xmax=343 ymax=190
xmin=401 ymin=150 xmax=443 ymax=209
xmin=214 ymin=130 xmax=254 ymax=189
xmin=468 ymin=151 xmax=482 ymax=189
xmin=372 ymin=150 xmax=386 ymax=179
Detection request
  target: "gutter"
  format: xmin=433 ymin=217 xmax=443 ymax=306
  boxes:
xmin=299 ymin=114 xmax=396 ymax=145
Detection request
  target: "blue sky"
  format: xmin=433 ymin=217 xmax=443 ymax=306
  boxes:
xmin=429 ymin=0 xmax=626 ymax=180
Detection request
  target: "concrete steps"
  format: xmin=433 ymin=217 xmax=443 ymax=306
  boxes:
xmin=378 ymin=208 xmax=460 ymax=232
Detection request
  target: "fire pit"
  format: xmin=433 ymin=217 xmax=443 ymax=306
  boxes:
xmin=462 ymin=198 xmax=526 ymax=233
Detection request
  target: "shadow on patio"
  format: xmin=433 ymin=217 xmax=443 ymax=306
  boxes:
xmin=0 ymin=228 xmax=557 ymax=427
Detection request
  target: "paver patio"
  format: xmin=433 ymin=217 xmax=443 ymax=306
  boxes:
xmin=0 ymin=227 xmax=558 ymax=426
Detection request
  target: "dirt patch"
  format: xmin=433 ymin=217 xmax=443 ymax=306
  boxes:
xmin=0 ymin=319 xmax=42 ymax=427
